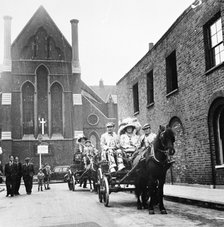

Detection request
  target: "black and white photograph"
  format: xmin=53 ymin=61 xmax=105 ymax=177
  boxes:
xmin=0 ymin=0 xmax=224 ymax=226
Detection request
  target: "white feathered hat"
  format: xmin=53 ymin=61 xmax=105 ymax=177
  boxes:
xmin=118 ymin=117 xmax=141 ymax=135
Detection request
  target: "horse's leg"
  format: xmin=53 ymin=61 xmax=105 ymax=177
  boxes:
xmin=148 ymin=179 xmax=156 ymax=214
xmin=141 ymin=181 xmax=148 ymax=209
xmin=134 ymin=180 xmax=142 ymax=210
xmin=158 ymin=178 xmax=167 ymax=214
xmin=89 ymin=177 xmax=93 ymax=191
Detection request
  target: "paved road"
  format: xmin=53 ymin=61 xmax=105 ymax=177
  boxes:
xmin=0 ymin=183 xmax=224 ymax=227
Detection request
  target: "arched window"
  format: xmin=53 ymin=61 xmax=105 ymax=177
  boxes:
xmin=51 ymin=83 xmax=63 ymax=135
xmin=169 ymin=117 xmax=186 ymax=183
xmin=89 ymin=132 xmax=99 ymax=150
xmin=22 ymin=82 xmax=34 ymax=134
xmin=37 ymin=65 xmax=48 ymax=135
xmin=208 ymin=97 xmax=224 ymax=166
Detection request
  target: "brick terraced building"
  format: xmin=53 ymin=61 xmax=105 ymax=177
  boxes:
xmin=117 ymin=0 xmax=224 ymax=187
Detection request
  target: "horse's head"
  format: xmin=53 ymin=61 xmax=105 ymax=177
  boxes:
xmin=157 ymin=125 xmax=175 ymax=156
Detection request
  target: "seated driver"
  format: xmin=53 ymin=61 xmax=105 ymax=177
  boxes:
xmin=132 ymin=123 xmax=156 ymax=163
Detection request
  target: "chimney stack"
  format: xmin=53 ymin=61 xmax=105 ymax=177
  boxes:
xmin=70 ymin=19 xmax=81 ymax=74
xmin=148 ymin=42 xmax=154 ymax=51
xmin=3 ymin=16 xmax=12 ymax=70
xmin=99 ymin=79 xmax=104 ymax=88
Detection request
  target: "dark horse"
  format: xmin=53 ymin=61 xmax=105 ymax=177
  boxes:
xmin=134 ymin=125 xmax=175 ymax=214
xmin=82 ymin=153 xmax=100 ymax=192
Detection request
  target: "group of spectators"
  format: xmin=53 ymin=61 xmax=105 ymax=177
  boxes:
xmin=1 ymin=155 xmax=34 ymax=197
xmin=0 ymin=155 xmax=51 ymax=197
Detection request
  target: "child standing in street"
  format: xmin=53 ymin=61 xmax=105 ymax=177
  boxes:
xmin=37 ymin=168 xmax=45 ymax=191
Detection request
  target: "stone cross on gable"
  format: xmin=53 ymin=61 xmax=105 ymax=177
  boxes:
xmin=40 ymin=118 xmax=46 ymax=135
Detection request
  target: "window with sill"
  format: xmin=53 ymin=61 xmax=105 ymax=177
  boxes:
xmin=204 ymin=13 xmax=224 ymax=70
xmin=132 ymin=83 xmax=139 ymax=114
xmin=166 ymin=50 xmax=178 ymax=94
xmin=147 ymin=70 xmax=154 ymax=105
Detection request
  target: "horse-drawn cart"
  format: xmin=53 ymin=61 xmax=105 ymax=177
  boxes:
xmin=97 ymin=158 xmax=143 ymax=207
xmin=66 ymin=152 xmax=97 ymax=192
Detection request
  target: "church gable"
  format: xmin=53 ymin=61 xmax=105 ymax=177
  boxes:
xmin=12 ymin=6 xmax=71 ymax=61
xmin=21 ymin=27 xmax=64 ymax=60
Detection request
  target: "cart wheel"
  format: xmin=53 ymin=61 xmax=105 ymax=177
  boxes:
xmin=72 ymin=175 xmax=76 ymax=191
xmin=97 ymin=168 xmax=103 ymax=203
xmin=102 ymin=176 xmax=109 ymax=207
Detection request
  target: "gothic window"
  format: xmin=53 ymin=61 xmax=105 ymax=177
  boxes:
xmin=89 ymin=132 xmax=99 ymax=150
xmin=90 ymin=134 xmax=97 ymax=148
xmin=22 ymin=82 xmax=34 ymax=134
xmin=32 ymin=37 xmax=38 ymax=58
xmin=37 ymin=65 xmax=48 ymax=135
xmin=47 ymin=37 xmax=51 ymax=59
xmin=51 ymin=83 xmax=63 ymax=135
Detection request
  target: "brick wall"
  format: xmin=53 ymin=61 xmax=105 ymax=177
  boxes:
xmin=117 ymin=0 xmax=224 ymax=185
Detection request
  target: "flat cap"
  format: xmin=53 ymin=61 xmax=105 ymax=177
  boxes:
xmin=106 ymin=122 xmax=115 ymax=127
xmin=142 ymin=123 xmax=151 ymax=130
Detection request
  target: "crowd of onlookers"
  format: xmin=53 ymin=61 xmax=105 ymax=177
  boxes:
xmin=0 ymin=155 xmax=51 ymax=197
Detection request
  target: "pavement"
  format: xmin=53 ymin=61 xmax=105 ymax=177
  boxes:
xmin=164 ymin=184 xmax=224 ymax=210
xmin=1 ymin=182 xmax=224 ymax=211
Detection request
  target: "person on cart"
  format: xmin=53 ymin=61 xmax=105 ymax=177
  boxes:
xmin=74 ymin=134 xmax=88 ymax=188
xmin=83 ymin=140 xmax=98 ymax=170
xmin=132 ymin=123 xmax=156 ymax=165
xmin=118 ymin=119 xmax=141 ymax=167
xmin=73 ymin=135 xmax=88 ymax=163
xmin=100 ymin=122 xmax=125 ymax=173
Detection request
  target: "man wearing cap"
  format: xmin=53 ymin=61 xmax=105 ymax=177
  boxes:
xmin=140 ymin=123 xmax=157 ymax=148
xmin=132 ymin=123 xmax=156 ymax=163
xmin=22 ymin=157 xmax=35 ymax=195
xmin=100 ymin=122 xmax=125 ymax=172
xmin=14 ymin=156 xmax=22 ymax=195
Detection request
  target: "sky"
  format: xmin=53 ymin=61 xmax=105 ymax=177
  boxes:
xmin=0 ymin=0 xmax=196 ymax=85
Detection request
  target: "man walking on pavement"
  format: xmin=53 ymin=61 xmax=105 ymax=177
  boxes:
xmin=0 ymin=160 xmax=5 ymax=192
xmin=22 ymin=157 xmax=35 ymax=195
xmin=14 ymin=156 xmax=22 ymax=195
xmin=4 ymin=155 xmax=16 ymax=197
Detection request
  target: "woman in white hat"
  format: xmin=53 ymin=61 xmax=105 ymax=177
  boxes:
xmin=119 ymin=121 xmax=141 ymax=156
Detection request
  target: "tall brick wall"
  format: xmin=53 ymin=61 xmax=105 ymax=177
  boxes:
xmin=117 ymin=0 xmax=224 ymax=186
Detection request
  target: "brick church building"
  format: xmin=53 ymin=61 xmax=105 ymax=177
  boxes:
xmin=117 ymin=0 xmax=224 ymax=187
xmin=0 ymin=6 xmax=117 ymax=170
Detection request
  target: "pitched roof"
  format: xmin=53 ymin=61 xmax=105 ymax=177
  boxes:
xmin=90 ymin=80 xmax=117 ymax=103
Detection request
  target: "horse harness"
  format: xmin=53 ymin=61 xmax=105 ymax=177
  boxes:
xmin=146 ymin=145 xmax=170 ymax=168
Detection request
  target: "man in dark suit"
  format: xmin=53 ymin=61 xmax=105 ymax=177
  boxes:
xmin=22 ymin=157 xmax=35 ymax=195
xmin=4 ymin=155 xmax=16 ymax=197
xmin=14 ymin=156 xmax=22 ymax=195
